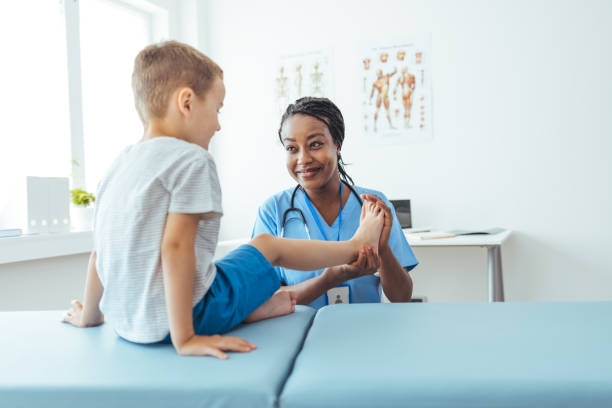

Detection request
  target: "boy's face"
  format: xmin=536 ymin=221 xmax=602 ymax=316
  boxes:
xmin=189 ymin=76 xmax=225 ymax=150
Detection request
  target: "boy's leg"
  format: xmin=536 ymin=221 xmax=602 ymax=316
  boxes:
xmin=193 ymin=246 xmax=282 ymax=335
xmin=250 ymin=201 xmax=384 ymax=270
xmin=244 ymin=290 xmax=297 ymax=323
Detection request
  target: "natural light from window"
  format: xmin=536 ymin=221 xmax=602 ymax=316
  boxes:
xmin=79 ymin=0 xmax=152 ymax=194
xmin=0 ymin=1 xmax=71 ymax=230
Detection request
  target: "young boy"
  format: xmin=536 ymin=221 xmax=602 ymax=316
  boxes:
xmin=62 ymin=41 xmax=390 ymax=359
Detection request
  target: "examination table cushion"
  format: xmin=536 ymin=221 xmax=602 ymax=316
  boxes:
xmin=280 ymin=302 xmax=612 ymax=408
xmin=0 ymin=306 xmax=315 ymax=408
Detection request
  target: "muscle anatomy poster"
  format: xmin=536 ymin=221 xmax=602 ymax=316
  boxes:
xmin=361 ymin=37 xmax=432 ymax=142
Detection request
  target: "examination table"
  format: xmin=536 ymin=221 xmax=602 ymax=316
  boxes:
xmin=1 ymin=302 xmax=611 ymax=407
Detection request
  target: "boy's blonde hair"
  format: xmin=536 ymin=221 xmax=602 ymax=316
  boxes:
xmin=132 ymin=41 xmax=223 ymax=123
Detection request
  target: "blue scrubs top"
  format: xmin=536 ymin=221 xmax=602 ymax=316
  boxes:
xmin=251 ymin=185 xmax=419 ymax=310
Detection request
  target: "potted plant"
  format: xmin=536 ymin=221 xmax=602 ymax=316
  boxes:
xmin=70 ymin=188 xmax=95 ymax=231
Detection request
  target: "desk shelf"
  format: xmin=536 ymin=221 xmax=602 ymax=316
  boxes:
xmin=405 ymin=229 xmax=512 ymax=302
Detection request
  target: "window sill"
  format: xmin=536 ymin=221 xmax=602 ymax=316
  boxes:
xmin=0 ymin=230 xmax=93 ymax=265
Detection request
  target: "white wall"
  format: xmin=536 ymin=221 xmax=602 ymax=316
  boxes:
xmin=0 ymin=254 xmax=88 ymax=311
xmin=202 ymin=0 xmax=612 ymax=301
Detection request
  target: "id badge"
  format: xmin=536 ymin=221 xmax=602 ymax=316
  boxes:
xmin=326 ymin=285 xmax=350 ymax=305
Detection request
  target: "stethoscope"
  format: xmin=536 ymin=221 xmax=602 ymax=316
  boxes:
xmin=280 ymin=181 xmax=364 ymax=240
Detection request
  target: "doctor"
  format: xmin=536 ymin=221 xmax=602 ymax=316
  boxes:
xmin=252 ymin=97 xmax=418 ymax=309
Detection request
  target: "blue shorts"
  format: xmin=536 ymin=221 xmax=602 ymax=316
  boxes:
xmin=161 ymin=244 xmax=279 ymax=342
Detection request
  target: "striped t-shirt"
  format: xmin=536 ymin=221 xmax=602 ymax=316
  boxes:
xmin=94 ymin=137 xmax=222 ymax=343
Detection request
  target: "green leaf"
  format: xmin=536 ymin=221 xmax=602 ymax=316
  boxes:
xmin=70 ymin=188 xmax=96 ymax=207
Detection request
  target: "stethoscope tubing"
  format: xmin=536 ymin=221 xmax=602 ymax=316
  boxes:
xmin=280 ymin=181 xmax=363 ymax=239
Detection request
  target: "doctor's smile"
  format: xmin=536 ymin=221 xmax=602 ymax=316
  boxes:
xmin=295 ymin=167 xmax=322 ymax=179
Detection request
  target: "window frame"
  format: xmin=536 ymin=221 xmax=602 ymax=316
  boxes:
xmin=62 ymin=0 xmax=170 ymax=189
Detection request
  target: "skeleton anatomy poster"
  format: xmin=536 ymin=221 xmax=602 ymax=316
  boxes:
xmin=275 ymin=50 xmax=332 ymax=115
xmin=361 ymin=37 xmax=432 ymax=142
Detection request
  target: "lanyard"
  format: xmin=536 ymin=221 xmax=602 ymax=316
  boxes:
xmin=301 ymin=182 xmax=343 ymax=241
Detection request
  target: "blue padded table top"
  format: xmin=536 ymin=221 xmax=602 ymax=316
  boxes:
xmin=280 ymin=302 xmax=612 ymax=408
xmin=0 ymin=305 xmax=315 ymax=408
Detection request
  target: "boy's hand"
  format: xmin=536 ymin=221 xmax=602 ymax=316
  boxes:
xmin=61 ymin=300 xmax=104 ymax=328
xmin=361 ymin=194 xmax=393 ymax=252
xmin=176 ymin=334 xmax=257 ymax=359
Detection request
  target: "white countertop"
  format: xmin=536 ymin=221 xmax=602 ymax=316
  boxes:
xmin=0 ymin=230 xmax=93 ymax=264
xmin=404 ymin=229 xmax=511 ymax=247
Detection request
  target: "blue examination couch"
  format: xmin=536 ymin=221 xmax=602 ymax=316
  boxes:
xmin=0 ymin=307 xmax=316 ymax=408
xmin=1 ymin=302 xmax=611 ymax=407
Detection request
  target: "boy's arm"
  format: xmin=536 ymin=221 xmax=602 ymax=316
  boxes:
xmin=62 ymin=251 xmax=104 ymax=327
xmin=162 ymin=212 xmax=256 ymax=358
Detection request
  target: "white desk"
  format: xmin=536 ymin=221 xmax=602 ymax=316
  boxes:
xmin=404 ymin=230 xmax=511 ymax=302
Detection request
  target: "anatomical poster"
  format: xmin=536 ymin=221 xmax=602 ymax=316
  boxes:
xmin=276 ymin=50 xmax=332 ymax=115
xmin=361 ymin=37 xmax=432 ymax=142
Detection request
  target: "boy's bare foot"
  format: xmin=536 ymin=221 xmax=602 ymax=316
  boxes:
xmin=244 ymin=290 xmax=297 ymax=323
xmin=353 ymin=201 xmax=385 ymax=253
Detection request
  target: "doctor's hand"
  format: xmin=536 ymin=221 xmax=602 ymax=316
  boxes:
xmin=339 ymin=245 xmax=381 ymax=281
xmin=360 ymin=194 xmax=392 ymax=252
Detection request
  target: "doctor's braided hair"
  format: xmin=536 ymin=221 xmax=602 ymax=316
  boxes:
xmin=278 ymin=97 xmax=354 ymax=186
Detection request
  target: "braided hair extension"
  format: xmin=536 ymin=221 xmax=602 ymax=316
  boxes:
xmin=278 ymin=97 xmax=355 ymax=186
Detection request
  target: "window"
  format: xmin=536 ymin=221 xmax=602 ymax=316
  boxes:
xmin=0 ymin=1 xmax=71 ymax=229
xmin=0 ymin=0 xmax=169 ymax=230
xmin=79 ymin=0 xmax=166 ymax=193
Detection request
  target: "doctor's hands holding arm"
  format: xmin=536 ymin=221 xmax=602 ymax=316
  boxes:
xmin=361 ymin=194 xmax=413 ymax=302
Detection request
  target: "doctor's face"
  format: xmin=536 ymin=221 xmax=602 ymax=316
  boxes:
xmin=281 ymin=114 xmax=339 ymax=191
